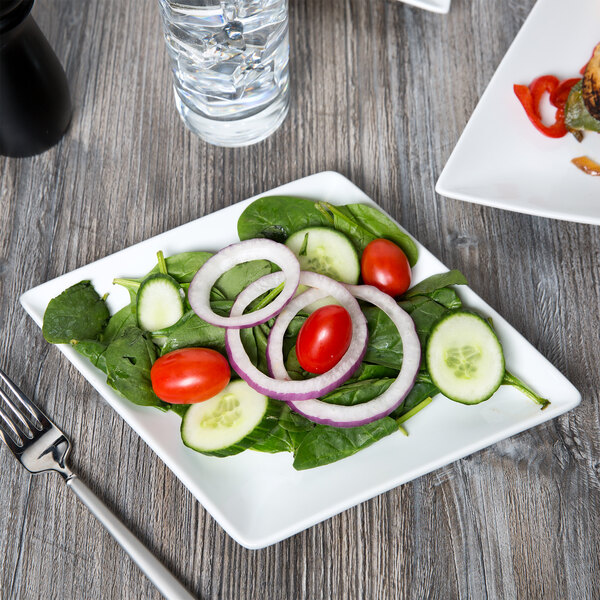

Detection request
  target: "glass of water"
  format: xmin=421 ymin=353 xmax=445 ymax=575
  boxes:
xmin=157 ymin=0 xmax=289 ymax=147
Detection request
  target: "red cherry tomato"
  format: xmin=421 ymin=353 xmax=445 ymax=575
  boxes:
xmin=361 ymin=239 xmax=411 ymax=297
xmin=151 ymin=348 xmax=230 ymax=404
xmin=296 ymin=305 xmax=353 ymax=374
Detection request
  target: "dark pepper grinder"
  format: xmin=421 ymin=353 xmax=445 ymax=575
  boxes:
xmin=0 ymin=0 xmax=72 ymax=157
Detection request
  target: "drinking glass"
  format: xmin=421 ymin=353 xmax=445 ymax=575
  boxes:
xmin=157 ymin=0 xmax=289 ymax=147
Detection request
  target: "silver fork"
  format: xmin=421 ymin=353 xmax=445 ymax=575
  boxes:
xmin=0 ymin=367 xmax=196 ymax=600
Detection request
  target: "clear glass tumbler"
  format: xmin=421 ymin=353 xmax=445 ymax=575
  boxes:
xmin=157 ymin=0 xmax=289 ymax=147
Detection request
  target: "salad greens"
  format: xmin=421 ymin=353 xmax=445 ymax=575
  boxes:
xmin=237 ymin=196 xmax=419 ymax=267
xmin=43 ymin=281 xmax=109 ymax=344
xmin=41 ymin=196 xmax=549 ymax=470
xmin=404 ymin=270 xmax=468 ymax=298
xmin=315 ymin=202 xmax=419 ymax=266
xmin=293 ymin=418 xmax=399 ymax=471
xmin=237 ymin=196 xmax=333 ymax=242
xmin=156 ymin=311 xmax=226 ymax=355
xmin=103 ymin=327 xmax=165 ymax=409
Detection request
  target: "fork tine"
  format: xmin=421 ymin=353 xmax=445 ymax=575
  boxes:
xmin=0 ymin=367 xmax=50 ymax=429
xmin=0 ymin=405 xmax=24 ymax=451
xmin=0 ymin=427 xmax=22 ymax=454
xmin=0 ymin=386 xmax=34 ymax=437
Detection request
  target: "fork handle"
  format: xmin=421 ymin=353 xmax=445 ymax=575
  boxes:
xmin=66 ymin=475 xmax=196 ymax=600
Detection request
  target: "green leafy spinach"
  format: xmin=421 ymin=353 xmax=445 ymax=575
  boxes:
xmin=238 ymin=196 xmax=332 ymax=241
xmin=43 ymin=281 xmax=110 ymax=344
xmin=319 ymin=202 xmax=419 ymax=267
xmin=293 ymin=418 xmax=399 ymax=470
xmin=103 ymin=326 xmax=167 ymax=409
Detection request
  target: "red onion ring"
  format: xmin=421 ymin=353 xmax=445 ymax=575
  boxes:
xmin=225 ymin=272 xmax=368 ymax=401
xmin=285 ymin=284 xmax=421 ymax=427
xmin=188 ymin=239 xmax=300 ymax=329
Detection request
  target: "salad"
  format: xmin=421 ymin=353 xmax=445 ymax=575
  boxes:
xmin=41 ymin=197 xmax=548 ymax=470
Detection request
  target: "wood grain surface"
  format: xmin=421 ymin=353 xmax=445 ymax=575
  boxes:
xmin=1 ymin=0 xmax=599 ymax=598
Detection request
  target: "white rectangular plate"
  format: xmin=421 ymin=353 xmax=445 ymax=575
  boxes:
xmin=20 ymin=172 xmax=580 ymax=549
xmin=399 ymin=0 xmax=450 ymax=14
xmin=436 ymin=0 xmax=600 ymax=224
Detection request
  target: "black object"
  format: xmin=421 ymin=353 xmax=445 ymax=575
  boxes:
xmin=0 ymin=0 xmax=72 ymax=157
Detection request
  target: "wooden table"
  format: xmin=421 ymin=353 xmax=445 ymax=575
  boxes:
xmin=1 ymin=0 xmax=599 ymax=598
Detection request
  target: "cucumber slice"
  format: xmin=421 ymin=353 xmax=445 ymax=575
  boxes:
xmin=181 ymin=380 xmax=281 ymax=457
xmin=285 ymin=227 xmax=360 ymax=284
xmin=137 ymin=273 xmax=184 ymax=332
xmin=426 ymin=311 xmax=505 ymax=405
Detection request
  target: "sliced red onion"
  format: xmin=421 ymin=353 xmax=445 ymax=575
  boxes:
xmin=286 ymin=284 xmax=421 ymax=427
xmin=225 ymin=271 xmax=368 ymax=401
xmin=188 ymin=239 xmax=300 ymax=329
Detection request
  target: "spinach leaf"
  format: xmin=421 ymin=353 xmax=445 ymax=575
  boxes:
xmin=237 ymin=196 xmax=332 ymax=241
xmin=390 ymin=378 xmax=438 ymax=419
xmin=118 ymin=252 xmax=213 ymax=286
xmin=251 ymin=426 xmax=292 ymax=453
xmin=285 ymin=346 xmax=315 ymax=380
xmin=213 ymin=259 xmax=272 ymax=300
xmin=240 ymin=323 xmax=280 ymax=375
xmin=158 ymin=310 xmax=226 ymax=355
xmin=319 ymin=203 xmax=377 ymax=254
xmin=279 ymin=406 xmax=316 ymax=433
xmin=347 ymin=363 xmax=399 ymax=382
xmin=104 ymin=327 xmax=167 ymax=409
xmin=72 ymin=339 xmax=108 ymax=374
xmin=259 ymin=225 xmax=288 ymax=244
xmin=252 ymin=405 xmax=314 ymax=454
xmin=293 ymin=417 xmax=399 ymax=470
xmin=320 ymin=378 xmax=395 ymax=406
xmin=284 ymin=313 xmax=308 ymax=338
xmin=397 ymin=294 xmax=431 ymax=312
xmin=399 ymin=295 xmax=449 ymax=348
xmin=43 ymin=281 xmax=110 ymax=344
xmin=339 ymin=203 xmax=419 ymax=266
xmin=169 ymin=404 xmax=191 ymax=418
xmin=103 ymin=304 xmax=137 ymax=343
xmin=239 ymin=327 xmax=258 ymax=371
xmin=233 ymin=324 xmax=270 ymax=375
xmin=156 ymin=252 xmax=213 ymax=283
xmin=210 ymin=299 xmax=234 ymax=316
xmin=404 ymin=270 xmax=467 ymax=298
xmin=253 ymin=326 xmax=270 ymax=374
xmin=282 ymin=314 xmax=307 ymax=357
xmin=112 ymin=278 xmax=139 ymax=304
xmin=284 ymin=416 xmax=314 ymax=451
xmin=363 ymin=306 xmax=404 ymax=369
xmin=426 ymin=287 xmax=462 ymax=310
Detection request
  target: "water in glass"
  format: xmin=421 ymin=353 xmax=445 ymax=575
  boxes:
xmin=157 ymin=0 xmax=289 ymax=146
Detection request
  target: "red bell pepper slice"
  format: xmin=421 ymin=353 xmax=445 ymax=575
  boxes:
xmin=549 ymin=78 xmax=580 ymax=108
xmin=513 ymin=78 xmax=568 ymax=138
xmin=529 ymin=75 xmax=561 ymax=114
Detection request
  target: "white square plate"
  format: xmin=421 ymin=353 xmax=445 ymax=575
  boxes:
xmin=436 ymin=0 xmax=600 ymax=224
xmin=20 ymin=172 xmax=580 ymax=549
xmin=399 ymin=0 xmax=450 ymax=14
